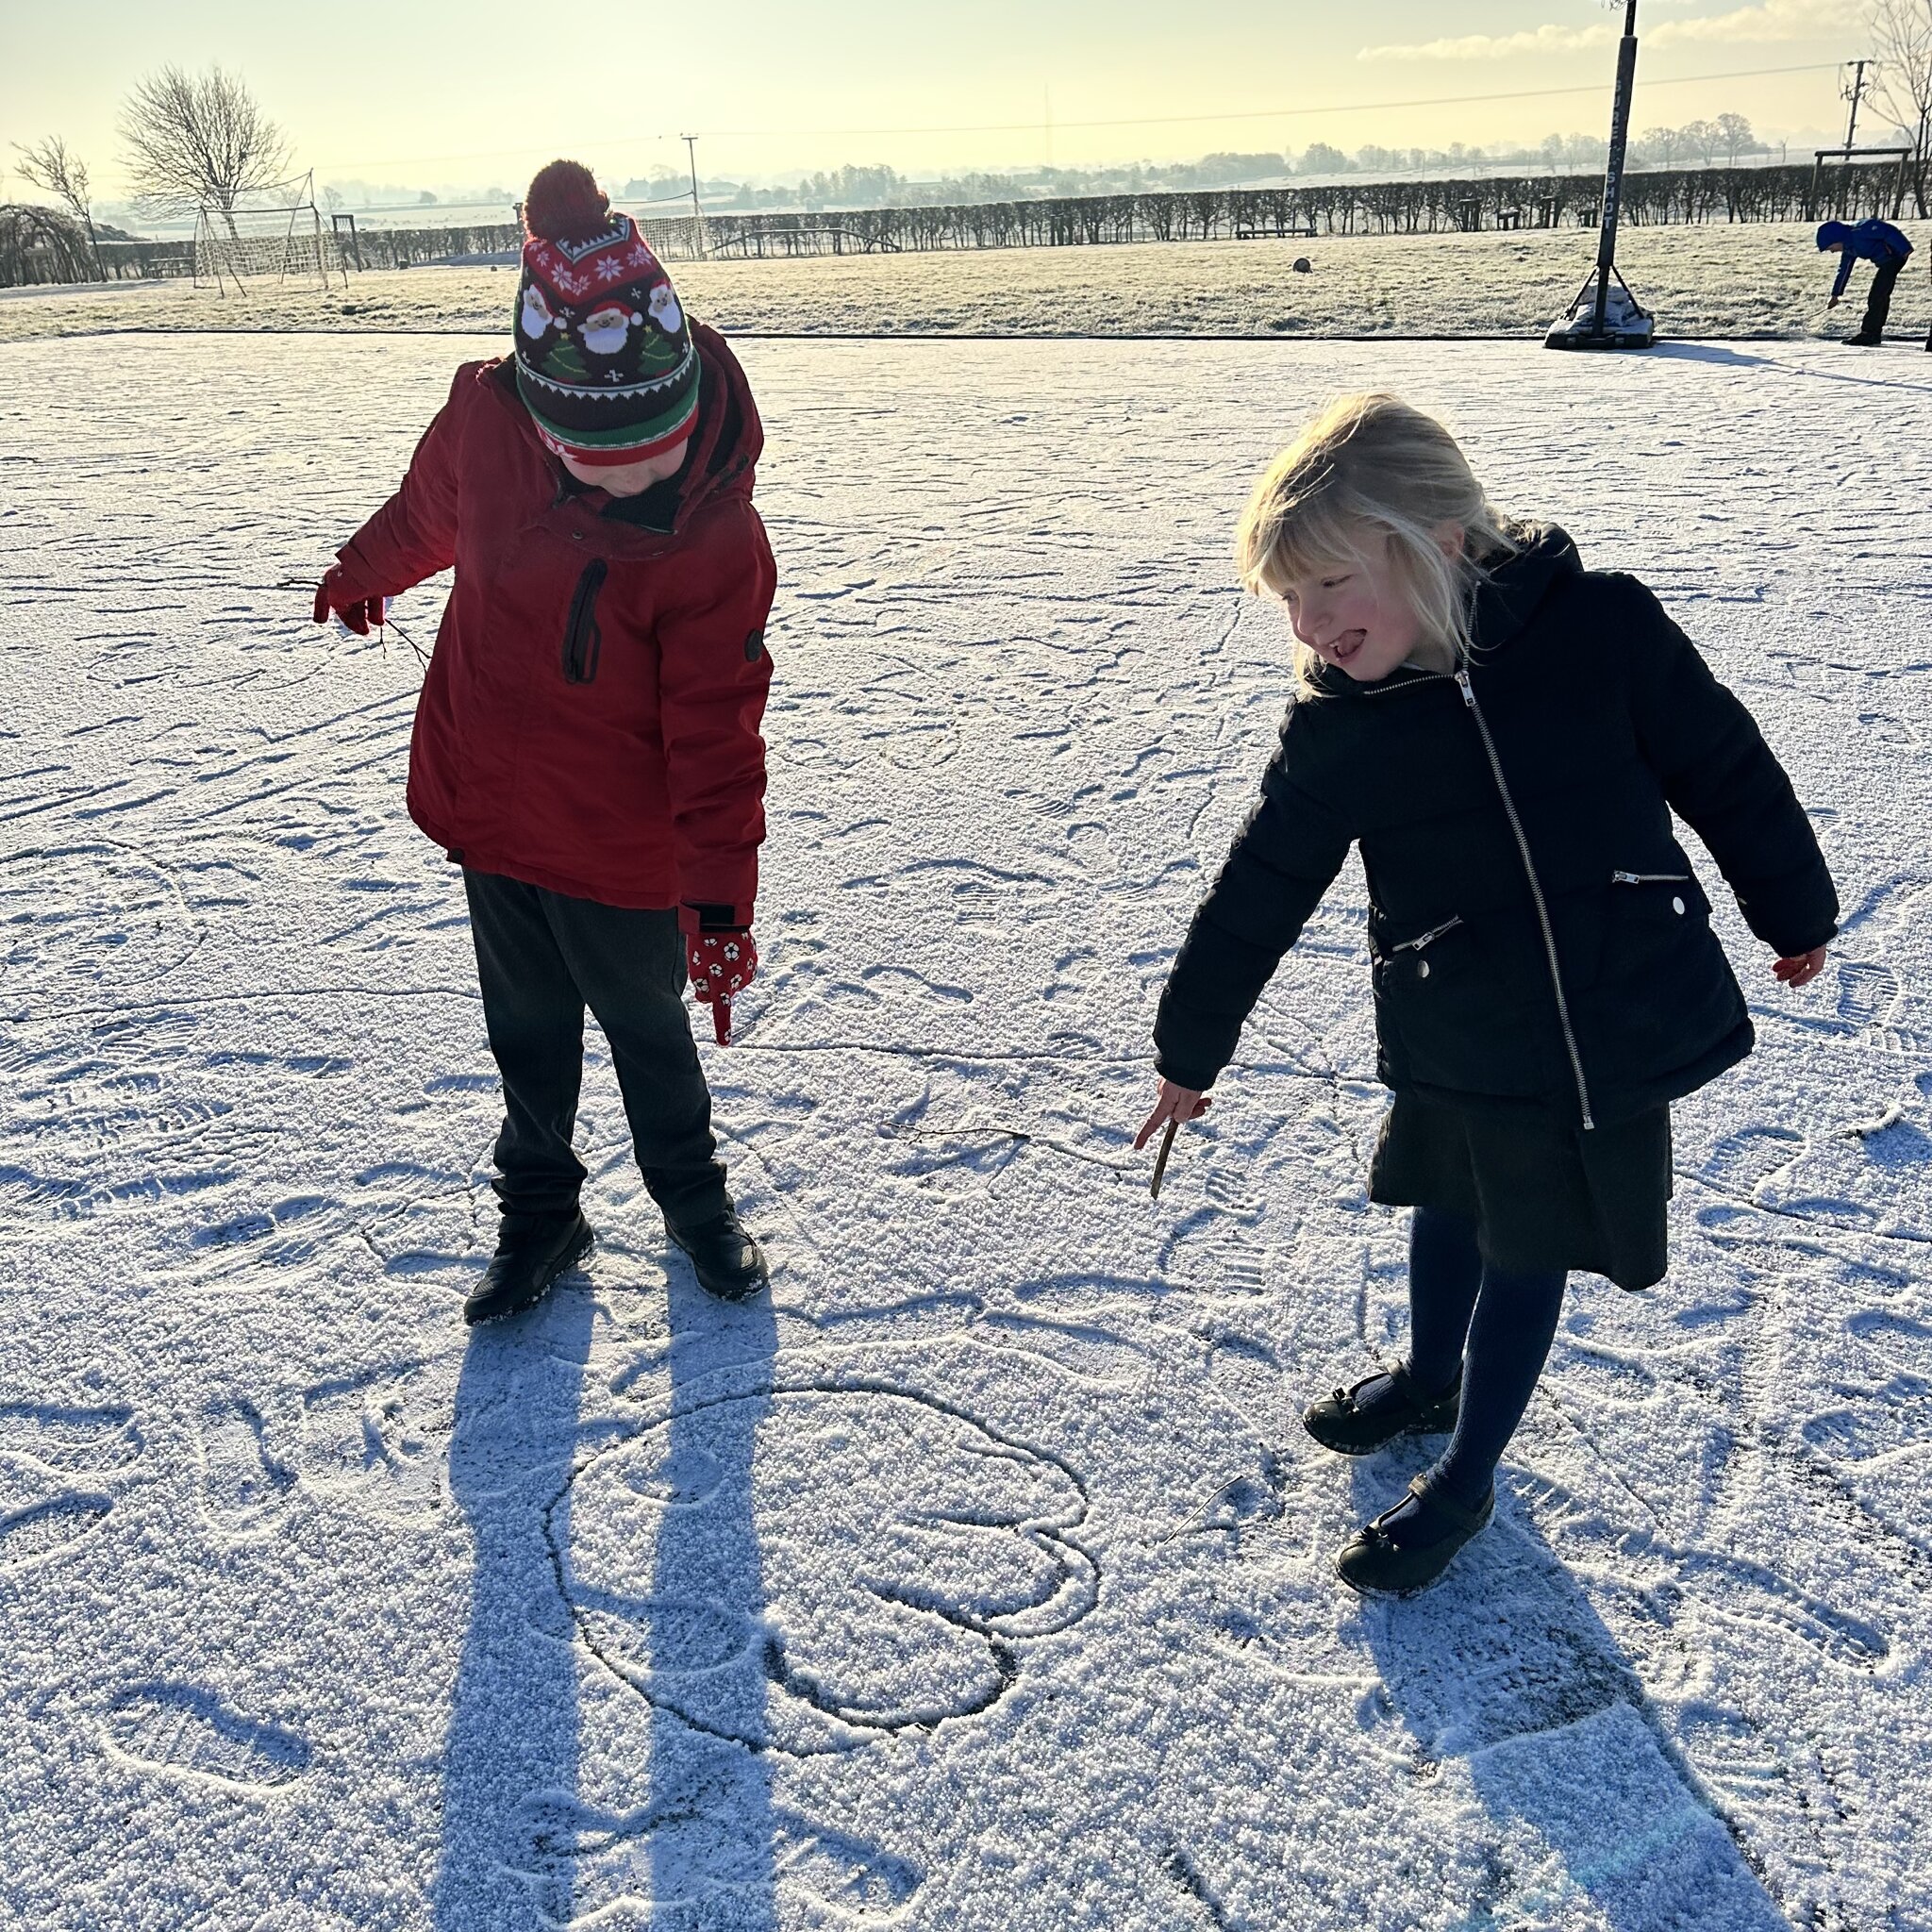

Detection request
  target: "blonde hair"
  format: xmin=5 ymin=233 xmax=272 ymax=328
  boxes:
xmin=1235 ymin=392 xmax=1524 ymax=696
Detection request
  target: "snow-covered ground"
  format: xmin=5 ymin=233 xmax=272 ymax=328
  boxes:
xmin=2 ymin=334 xmax=1929 ymax=1931
xmin=5 ymin=220 xmax=1927 ymax=345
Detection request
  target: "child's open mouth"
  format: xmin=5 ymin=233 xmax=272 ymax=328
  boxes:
xmin=1329 ymin=630 xmax=1366 ymax=666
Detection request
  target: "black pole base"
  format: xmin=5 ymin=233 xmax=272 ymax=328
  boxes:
xmin=1543 ymin=262 xmax=1655 ymax=350
xmin=1543 ymin=321 xmax=1657 ymax=351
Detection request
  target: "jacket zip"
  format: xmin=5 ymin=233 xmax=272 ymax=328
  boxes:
xmin=1610 ymin=870 xmax=1690 ymax=885
xmin=1455 ymin=669 xmax=1595 ymax=1130
xmin=561 ymin=558 xmax=608 ymax=685
xmin=1391 ymin=915 xmax=1464 ymax=953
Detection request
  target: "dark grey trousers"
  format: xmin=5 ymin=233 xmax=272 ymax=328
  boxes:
xmin=463 ymin=869 xmax=728 ymax=1228
xmin=1859 ymin=257 xmax=1902 ymax=339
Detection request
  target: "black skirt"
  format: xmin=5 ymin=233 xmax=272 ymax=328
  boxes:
xmin=1368 ymin=1091 xmax=1672 ymax=1291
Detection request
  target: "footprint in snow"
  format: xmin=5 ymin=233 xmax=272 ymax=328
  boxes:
xmin=299 ymin=1364 xmax=446 ymax=1516
xmin=102 ymin=1684 xmax=310 ymax=1791
xmin=0 ymin=1491 xmax=115 ymax=1569
xmin=1836 ymin=959 xmax=1900 ymax=1029
xmin=1800 ymin=1373 xmax=1932 ymax=1462
xmin=0 ymin=1398 xmax=142 ymax=1473
xmin=197 ymin=1397 xmax=296 ymax=1535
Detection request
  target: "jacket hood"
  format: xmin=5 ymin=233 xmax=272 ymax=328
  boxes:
xmin=1308 ymin=523 xmax=1581 ymax=697
xmin=1470 ymin=522 xmax=1581 ymax=652
xmin=1817 ymin=220 xmax=1853 ymax=248
xmin=482 ymin=318 xmax=763 ymax=534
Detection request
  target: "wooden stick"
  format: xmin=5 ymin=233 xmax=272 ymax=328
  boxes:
xmin=1149 ymin=1118 xmax=1178 ymax=1199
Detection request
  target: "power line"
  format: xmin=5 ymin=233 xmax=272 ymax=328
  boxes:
xmin=308 ymin=60 xmax=1842 ymax=175
xmin=703 ymin=61 xmax=1843 ymax=139
xmin=325 ymin=185 xmax=697 ymax=218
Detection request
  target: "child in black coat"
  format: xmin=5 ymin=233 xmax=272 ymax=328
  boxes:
xmin=1137 ymin=393 xmax=1838 ymax=1596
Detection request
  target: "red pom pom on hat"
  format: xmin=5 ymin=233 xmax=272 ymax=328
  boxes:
xmin=523 ymin=159 xmax=610 ymax=243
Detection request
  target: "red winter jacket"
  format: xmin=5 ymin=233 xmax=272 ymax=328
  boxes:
xmin=332 ymin=324 xmax=774 ymax=919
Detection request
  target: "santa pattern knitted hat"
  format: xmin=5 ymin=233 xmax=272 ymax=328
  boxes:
xmin=514 ymin=160 xmax=700 ymax=467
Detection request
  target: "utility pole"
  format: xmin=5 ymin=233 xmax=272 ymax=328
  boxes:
xmin=1840 ymin=59 xmax=1871 ymax=152
xmin=681 ymin=132 xmax=706 ymax=259
xmin=1545 ymin=0 xmax=1653 ymax=350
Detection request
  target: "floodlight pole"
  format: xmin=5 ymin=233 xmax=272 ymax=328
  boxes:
xmin=1591 ymin=0 xmax=1640 ymax=337
xmin=1546 ymin=0 xmax=1652 ymax=349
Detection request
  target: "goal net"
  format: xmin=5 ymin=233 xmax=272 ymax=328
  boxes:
xmin=193 ymin=174 xmax=336 ymax=293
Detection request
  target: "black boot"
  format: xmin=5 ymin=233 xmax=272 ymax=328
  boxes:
xmin=666 ymin=1204 xmax=769 ymax=1302
xmin=463 ymin=1210 xmax=593 ymax=1326
xmin=1335 ymin=1475 xmax=1494 ymax=1598
xmin=1303 ymin=1361 xmax=1461 ymax=1456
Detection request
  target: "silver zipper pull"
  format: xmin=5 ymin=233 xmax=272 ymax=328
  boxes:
xmin=1455 ymin=671 xmax=1474 ymax=708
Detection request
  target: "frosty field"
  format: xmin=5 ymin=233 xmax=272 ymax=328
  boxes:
xmin=2 ymin=331 xmax=1931 ymax=1931
xmin=5 ymin=219 xmax=1927 ymax=345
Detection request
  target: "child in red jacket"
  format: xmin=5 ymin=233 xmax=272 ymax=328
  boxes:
xmin=313 ymin=160 xmax=775 ymax=1321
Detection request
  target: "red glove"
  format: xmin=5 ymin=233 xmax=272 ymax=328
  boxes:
xmin=687 ymin=929 xmax=757 ymax=1045
xmin=312 ymin=567 xmax=386 ymax=637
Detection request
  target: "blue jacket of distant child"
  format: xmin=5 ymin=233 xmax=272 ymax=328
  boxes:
xmin=1817 ymin=218 xmax=1915 ymax=299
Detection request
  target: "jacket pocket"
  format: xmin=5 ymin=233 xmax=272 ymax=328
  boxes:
xmin=1605 ymin=868 xmax=1707 ymax=978
xmin=561 ymin=558 xmax=608 ymax=685
xmin=1580 ymin=867 xmax=1744 ymax=1085
xmin=1371 ymin=909 xmax=1544 ymax=1100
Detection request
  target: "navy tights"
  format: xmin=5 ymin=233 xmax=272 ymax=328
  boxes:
xmin=1404 ymin=1205 xmax=1566 ymax=1509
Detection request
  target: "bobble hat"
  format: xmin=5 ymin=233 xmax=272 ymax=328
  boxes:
xmin=514 ymin=159 xmax=700 ymax=466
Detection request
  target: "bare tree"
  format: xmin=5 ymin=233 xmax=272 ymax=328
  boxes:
xmin=1715 ymin=112 xmax=1757 ymax=166
xmin=1680 ymin=119 xmax=1722 ymax=167
xmin=118 ymin=64 xmax=291 ymax=216
xmin=1867 ymin=0 xmax=1932 ymax=213
xmin=11 ymin=135 xmax=103 ymax=275
xmin=1639 ymin=125 xmax=1684 ymax=168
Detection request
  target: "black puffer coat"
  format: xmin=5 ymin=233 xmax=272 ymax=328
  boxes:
xmin=1154 ymin=528 xmax=1839 ymax=1130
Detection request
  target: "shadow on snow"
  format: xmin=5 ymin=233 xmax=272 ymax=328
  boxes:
xmin=1348 ymin=1457 xmax=1789 ymax=1932
xmin=432 ymin=1270 xmax=780 ymax=1929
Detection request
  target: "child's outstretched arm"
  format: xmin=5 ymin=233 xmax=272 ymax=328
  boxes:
xmin=1617 ymin=576 xmax=1839 ymax=971
xmin=1146 ymin=714 xmax=1354 ymax=1124
xmin=312 ymin=366 xmax=467 ymax=628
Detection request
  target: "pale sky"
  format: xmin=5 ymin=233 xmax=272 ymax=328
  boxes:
xmin=1 ymin=0 xmax=1878 ymax=199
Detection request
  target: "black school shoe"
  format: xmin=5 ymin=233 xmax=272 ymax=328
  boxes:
xmin=1844 ymin=332 xmax=1882 ymax=346
xmin=1335 ymin=1475 xmax=1494 ymax=1598
xmin=1303 ymin=1362 xmax=1461 ymax=1457
xmin=667 ymin=1205 xmax=769 ymax=1302
xmin=464 ymin=1210 xmax=593 ymax=1326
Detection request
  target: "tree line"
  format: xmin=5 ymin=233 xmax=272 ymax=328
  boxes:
xmin=5 ymin=10 xmax=1929 ymax=287
xmin=4 ymin=156 xmax=1913 ymax=288
xmin=675 ymin=158 xmax=1913 ymax=259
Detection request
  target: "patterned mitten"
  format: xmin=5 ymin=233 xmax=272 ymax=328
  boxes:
xmin=687 ymin=929 xmax=757 ymax=1044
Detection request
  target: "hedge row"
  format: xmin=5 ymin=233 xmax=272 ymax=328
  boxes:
xmin=3 ymin=160 xmax=1913 ymax=285
xmin=684 ymin=162 xmax=1913 ymax=258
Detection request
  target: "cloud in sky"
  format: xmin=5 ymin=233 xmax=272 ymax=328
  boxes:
xmin=1359 ymin=0 xmax=1862 ymax=61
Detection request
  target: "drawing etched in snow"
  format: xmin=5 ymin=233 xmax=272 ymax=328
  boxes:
xmin=548 ymin=1386 xmax=1096 ymax=1752
xmin=0 ymin=842 xmax=202 ymax=995
xmin=508 ymin=1791 xmax=924 ymax=1924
